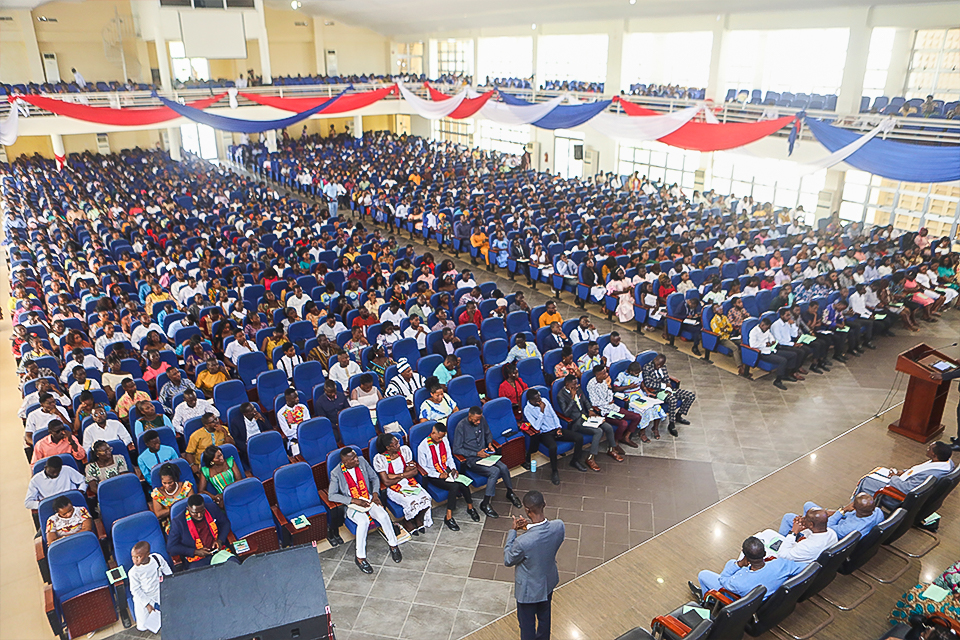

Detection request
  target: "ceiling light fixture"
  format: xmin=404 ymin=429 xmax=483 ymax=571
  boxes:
xmin=630 ymin=0 xmax=636 ymax=4
xmin=531 ymin=23 xmax=536 ymax=30
xmin=290 ymin=0 xmax=301 ymax=9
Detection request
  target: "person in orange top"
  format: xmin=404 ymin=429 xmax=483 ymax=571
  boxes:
xmin=538 ymin=301 xmax=563 ymax=328
xmin=32 ymin=421 xmax=87 ymax=465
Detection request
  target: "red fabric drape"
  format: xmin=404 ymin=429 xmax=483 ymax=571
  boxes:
xmin=17 ymin=93 xmax=227 ymax=126
xmin=239 ymin=85 xmax=398 ymax=113
xmin=423 ymin=83 xmax=494 ymax=119
xmin=614 ymin=97 xmax=796 ymax=151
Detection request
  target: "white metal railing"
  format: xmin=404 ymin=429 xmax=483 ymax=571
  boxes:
xmin=4 ymin=81 xmax=959 ymax=146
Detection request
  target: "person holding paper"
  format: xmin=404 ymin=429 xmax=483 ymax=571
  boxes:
xmin=787 ymin=304 xmax=833 ymax=374
xmin=328 ymin=447 xmax=402 ymax=574
xmin=853 ymin=441 xmax=955 ymax=499
xmin=129 ymin=541 xmax=172 ymax=633
xmin=523 ymin=389 xmax=587 ymax=485
xmin=822 ymin=299 xmax=862 ymax=356
xmin=690 ymin=536 xmax=805 ymax=603
xmin=416 ymin=422 xmax=480 ymax=531
xmin=747 ymin=317 xmax=800 ymax=390
xmin=373 ymin=433 xmax=433 ymax=535
xmin=166 ymin=494 xmax=232 ymax=568
xmin=675 ymin=297 xmax=703 ymax=357
xmin=641 ymin=354 xmax=696 ymax=436
xmin=709 ymin=303 xmax=750 ymax=378
xmin=770 ymin=309 xmax=817 ymax=374
xmin=452 ymin=407 xmax=523 ymax=518
xmin=556 ymin=374 xmax=622 ymax=468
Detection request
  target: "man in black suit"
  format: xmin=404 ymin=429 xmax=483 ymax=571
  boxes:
xmin=167 ymin=495 xmax=232 ymax=568
xmin=556 ymin=374 xmax=622 ymax=471
xmin=432 ymin=327 xmax=461 ymax=358
xmin=541 ymin=322 xmax=570 ymax=352
xmin=510 ymin=237 xmax=533 ymax=285
xmin=226 ymin=402 xmax=270 ymax=467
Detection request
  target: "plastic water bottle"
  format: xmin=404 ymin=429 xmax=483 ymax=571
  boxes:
xmin=530 ymin=459 xmax=537 ymax=473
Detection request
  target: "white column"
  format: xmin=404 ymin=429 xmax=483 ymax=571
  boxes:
xmin=154 ymin=33 xmax=172 ymax=91
xmin=604 ymin=22 xmax=625 ymax=96
xmin=472 ymin=38 xmax=480 ymax=87
xmin=50 ymin=134 xmax=65 ymax=158
xmin=18 ymin=10 xmax=46 ymax=84
xmin=264 ymin=130 xmax=278 ymax=153
xmin=884 ymin=29 xmax=913 ymax=98
xmin=254 ymin=0 xmax=272 ymax=84
xmin=313 ymin=20 xmax=327 ymax=75
xmin=353 ymin=115 xmax=362 ymax=138
xmin=836 ymin=11 xmax=872 ymax=114
xmin=706 ymin=20 xmax=728 ymax=103
xmin=531 ymin=31 xmax=539 ymax=92
xmin=166 ymin=127 xmax=182 ymax=161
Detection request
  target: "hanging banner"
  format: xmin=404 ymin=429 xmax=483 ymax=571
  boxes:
xmin=0 ymin=100 xmax=19 ymax=146
xmin=497 ymin=92 xmax=613 ymax=129
xmin=16 ymin=93 xmax=227 ymax=126
xmin=424 ymin=83 xmax=495 ymax=119
xmin=587 ymin=105 xmax=704 ymax=145
xmin=478 ymin=94 xmax=566 ymax=126
xmin=805 ymin=118 xmax=959 ymax=183
xmin=239 ymin=85 xmax=398 ymax=113
xmin=155 ymin=91 xmax=344 ymax=133
xmin=397 ymin=82 xmax=467 ymax=119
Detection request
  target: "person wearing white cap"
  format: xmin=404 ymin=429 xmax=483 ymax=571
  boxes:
xmin=384 ymin=359 xmax=425 ymax=409
xmin=490 ymin=297 xmax=508 ymax=319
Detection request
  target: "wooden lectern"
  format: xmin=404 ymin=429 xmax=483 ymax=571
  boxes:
xmin=889 ymin=344 xmax=958 ymax=443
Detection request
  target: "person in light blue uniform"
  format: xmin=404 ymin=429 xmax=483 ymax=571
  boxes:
xmin=778 ymin=493 xmax=884 ymax=540
xmin=692 ymin=536 xmax=805 ymax=601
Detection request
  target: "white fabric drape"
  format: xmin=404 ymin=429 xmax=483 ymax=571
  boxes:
xmin=586 ymin=104 xmax=703 ymax=144
xmin=0 ymin=101 xmax=19 ymax=146
xmin=228 ymin=88 xmax=239 ymax=110
xmin=477 ymin=94 xmax=566 ymax=126
xmin=397 ymin=81 xmax=467 ymax=119
xmin=799 ymin=117 xmax=897 ymax=175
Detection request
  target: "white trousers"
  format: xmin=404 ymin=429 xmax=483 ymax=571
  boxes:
xmin=347 ymin=502 xmax=397 ymax=559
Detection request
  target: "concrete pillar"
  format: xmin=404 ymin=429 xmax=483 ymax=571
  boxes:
xmin=166 ymin=127 xmax=182 ymax=161
xmin=154 ymin=33 xmax=172 ymax=91
xmin=19 ymin=10 xmax=46 ymax=84
xmin=884 ymin=29 xmax=914 ymax=98
xmin=352 ymin=115 xmax=363 ymax=138
xmin=254 ymin=0 xmax=272 ymax=84
xmin=50 ymin=134 xmax=65 ymax=158
xmin=531 ymin=31 xmax=540 ymax=93
xmin=836 ymin=9 xmax=872 ymax=113
xmin=604 ymin=22 xmax=625 ymax=96
xmin=313 ymin=20 xmax=327 ymax=75
xmin=264 ymin=130 xmax=278 ymax=153
xmin=472 ymin=38 xmax=480 ymax=87
xmin=706 ymin=19 xmax=728 ymax=103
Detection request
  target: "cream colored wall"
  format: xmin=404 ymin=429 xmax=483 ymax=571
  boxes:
xmin=62 ymin=134 xmax=99 ymax=155
xmin=3 ymin=136 xmax=54 ymax=160
xmin=32 ymin=0 xmax=146 ymax=83
xmin=315 ymin=21 xmax=389 ymax=75
xmin=0 ymin=9 xmax=44 ymax=84
xmin=108 ymin=129 xmax=161 ymax=152
xmin=264 ymin=7 xmax=317 ymax=77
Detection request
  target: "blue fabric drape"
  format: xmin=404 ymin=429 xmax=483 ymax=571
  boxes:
xmin=155 ymin=91 xmax=345 ymax=133
xmin=498 ymin=91 xmax=612 ymax=130
xmin=806 ymin=118 xmax=960 ymax=183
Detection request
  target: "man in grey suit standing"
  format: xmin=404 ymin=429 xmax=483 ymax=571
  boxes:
xmin=504 ymin=491 xmax=565 ymax=640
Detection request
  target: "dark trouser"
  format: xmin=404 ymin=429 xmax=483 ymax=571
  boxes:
xmin=423 ymin=475 xmax=474 ymax=512
xmin=572 ymin=420 xmax=616 ymax=455
xmin=662 ymin=390 xmax=696 ymax=422
xmin=840 ymin=326 xmax=861 ymax=352
xmin=515 ymin=260 xmax=531 ymax=281
xmin=327 ymin=504 xmax=345 ymax=537
xmin=759 ymin=350 xmax=797 ymax=379
xmin=819 ymin=330 xmax=849 ymax=356
xmin=806 ymin=336 xmax=830 ymax=362
xmin=847 ymin=317 xmax=874 ymax=344
xmin=463 ymin=459 xmax=514 ymax=498
xmin=779 ymin=345 xmax=810 ymax=369
xmin=517 ymin=595 xmax=552 ymax=640
xmin=526 ymin=429 xmax=584 ymax=471
xmin=605 ymin=409 xmax=643 ymax=439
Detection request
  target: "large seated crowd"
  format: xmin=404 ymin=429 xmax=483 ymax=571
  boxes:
xmin=3 ymin=128 xmax=960 ymax=637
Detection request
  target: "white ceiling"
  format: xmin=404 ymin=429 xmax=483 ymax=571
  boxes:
xmin=286 ymin=0 xmax=947 ymax=37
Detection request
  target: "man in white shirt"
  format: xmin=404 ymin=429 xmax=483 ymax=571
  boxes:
xmin=224 ymin=329 xmax=258 ymax=368
xmin=416 ymin=421 xmax=479 ymax=530
xmin=380 ymin=301 xmax=407 ymax=327
xmin=25 ymin=456 xmax=86 ymax=510
xmin=20 ymin=378 xmax=69 ymax=419
xmin=770 ymin=310 xmax=816 ymax=374
xmin=83 ymin=406 xmax=134 ymax=451
xmin=176 ymin=277 xmax=205 ymax=306
xmin=172 ymin=389 xmax=220 ymax=434
xmin=318 ymin=315 xmax=348 ymax=341
xmin=285 ymin=286 xmax=312 ymax=317
xmin=748 ymin=317 xmax=799 ymax=390
xmin=601 ymin=332 xmax=633 ymax=364
xmin=323 ymin=180 xmax=341 ymax=217
xmin=131 ymin=312 xmax=165 ymax=348
xmin=95 ymin=324 xmax=132 ymax=360
xmin=328 ymin=352 xmax=361 ymax=390
xmin=71 ymin=67 xmax=86 ymax=89
xmin=757 ymin=508 xmax=838 ymax=564
xmin=570 ymin=316 xmax=599 ymax=344
xmin=402 ymin=315 xmax=428 ymax=351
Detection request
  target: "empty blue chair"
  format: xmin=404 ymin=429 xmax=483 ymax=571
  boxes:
xmin=390 ymin=338 xmax=420 ymax=370
xmin=256 ymin=369 xmax=289 ymax=411
xmin=506 ymin=311 xmax=531 ymax=336
xmin=338 ymin=405 xmax=378 ymax=451
xmin=456 ymin=345 xmax=484 ymax=380
xmin=247 ymin=431 xmax=289 ymax=482
xmin=288 ymin=320 xmax=314 ymax=344
xmin=418 ymin=354 xmax=443 ymax=380
xmin=298 ymin=417 xmax=339 ymax=467
xmin=448 ymin=374 xmax=482 ymax=409
xmin=376 ymin=395 xmax=414 ymax=434
xmin=517 ymin=357 xmax=546 ymax=388
xmin=97 ymin=473 xmax=148 ymax=535
xmin=48 ymin=532 xmax=117 ymax=637
xmin=481 ymin=317 xmax=507 ymax=342
xmin=482 ymin=338 xmax=508 ymax=366
xmin=213 ymin=379 xmax=248 ymax=416
xmin=482 ymin=397 xmax=526 ymax=466
xmin=237 ymin=352 xmax=269 ymax=390
xmin=223 ymin=478 xmax=281 ymax=553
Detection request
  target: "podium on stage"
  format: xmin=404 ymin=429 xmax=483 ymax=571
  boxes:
xmin=889 ymin=344 xmax=958 ymax=443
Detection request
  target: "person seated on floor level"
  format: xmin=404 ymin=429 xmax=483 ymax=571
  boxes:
xmin=137 ymin=429 xmax=179 ymax=478
xmin=602 ymin=331 xmax=633 ymax=364
xmin=373 ymin=433 xmax=433 ymax=535
xmin=416 ymin=421 xmax=480 ymax=531
xmin=888 ymin=560 xmax=960 ymax=631
xmin=522 ymin=388 xmax=588 ymax=485
xmin=185 ymin=412 xmax=234 ymax=475
xmin=328 ymin=446 xmax=402 ymax=574
xmin=853 ymin=441 xmax=955 ymax=500
xmin=129 ymin=541 xmax=173 ymax=633
xmin=641 ymin=353 xmax=696 ymax=437
xmin=689 ymin=535 xmax=806 ymax=603
xmin=25 ymin=455 xmax=87 ymax=511
xmin=754 ymin=507 xmax=838 ymax=563
xmin=452 ymin=406 xmax=523 ymax=518
xmin=166 ymin=493 xmax=232 ymax=568
xmin=747 ymin=316 xmax=802 ymax=390
xmin=779 ymin=492 xmax=884 ymax=541
xmin=557 ymin=373 xmax=623 ymax=469
xmin=45 ymin=495 xmax=93 ymax=545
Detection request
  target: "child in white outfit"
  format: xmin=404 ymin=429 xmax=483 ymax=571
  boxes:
xmin=129 ymin=541 xmax=172 ymax=633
